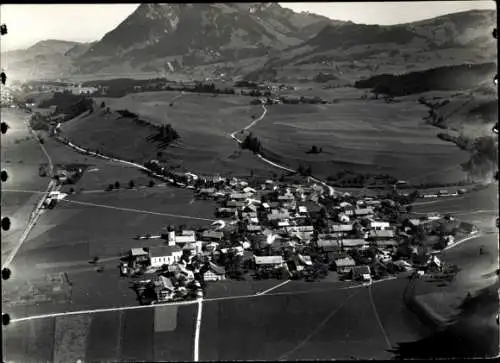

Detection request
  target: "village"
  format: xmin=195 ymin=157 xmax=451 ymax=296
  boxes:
xmin=85 ymin=158 xmax=476 ymax=306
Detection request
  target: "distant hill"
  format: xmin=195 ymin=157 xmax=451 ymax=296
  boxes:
xmin=3 ymin=40 xmax=94 ymax=81
xmin=245 ymin=9 xmax=497 ymax=83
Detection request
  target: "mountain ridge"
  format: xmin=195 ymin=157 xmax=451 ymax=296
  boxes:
xmin=3 ymin=7 xmax=496 ymax=81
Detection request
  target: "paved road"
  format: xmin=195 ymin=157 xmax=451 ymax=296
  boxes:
xmin=2 ymin=110 xmax=56 ymax=270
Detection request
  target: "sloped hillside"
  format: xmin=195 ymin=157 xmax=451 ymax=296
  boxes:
xmin=246 ymin=9 xmax=497 ymax=83
xmin=75 ymin=3 xmax=337 ymax=74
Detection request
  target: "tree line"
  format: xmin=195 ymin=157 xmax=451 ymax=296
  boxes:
xmin=355 ymin=63 xmax=496 ymax=98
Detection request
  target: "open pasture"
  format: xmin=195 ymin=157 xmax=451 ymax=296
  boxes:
xmin=64 ymin=91 xmax=279 ymax=177
xmin=9 ymin=186 xmax=216 ymax=267
xmin=3 ymin=304 xmax=197 ymax=363
xmin=200 ymin=278 xmax=426 ymax=361
xmin=254 ymin=100 xmax=470 ymax=183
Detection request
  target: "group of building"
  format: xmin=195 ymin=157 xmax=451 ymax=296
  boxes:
xmin=122 ymin=163 xmax=474 ymax=305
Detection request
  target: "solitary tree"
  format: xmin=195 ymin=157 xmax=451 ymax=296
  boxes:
xmin=149 ymin=180 xmax=155 ymax=188
xmin=129 ymin=180 xmax=135 ymax=189
xmin=114 ymin=181 xmax=121 ymax=189
xmin=100 ymin=101 xmax=106 ymax=108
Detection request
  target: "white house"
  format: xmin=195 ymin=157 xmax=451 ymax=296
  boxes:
xmin=149 ymin=245 xmax=183 ymax=268
xmin=369 ymin=220 xmax=391 ymax=230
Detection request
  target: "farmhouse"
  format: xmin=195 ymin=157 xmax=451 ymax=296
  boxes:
xmin=354 ymin=207 xmax=374 ymax=217
xmin=335 ymin=256 xmax=356 ymax=274
xmin=149 ymin=245 xmax=182 ymax=268
xmin=201 ymin=230 xmax=224 ymax=242
xmin=254 ymin=256 xmax=285 ymax=269
xmin=330 ymin=223 xmax=354 ymax=233
xmin=202 ymin=262 xmax=226 ymax=281
xmin=341 ymin=239 xmax=367 ymax=249
xmin=130 ymin=248 xmax=149 ymax=263
xmin=369 ymin=229 xmax=395 ymax=240
xmin=351 ymin=265 xmax=372 ymax=281
xmin=369 ymin=220 xmax=391 ymax=230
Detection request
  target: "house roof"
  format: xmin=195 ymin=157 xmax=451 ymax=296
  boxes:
xmin=230 ymin=193 xmax=249 ymax=199
xmin=254 ymin=256 xmax=284 ymax=265
xmin=371 ymin=230 xmax=395 ymax=239
xmin=149 ymin=245 xmax=181 ymax=258
xmin=202 ymin=231 xmax=224 ymax=239
xmin=130 ymin=247 xmax=148 ymax=256
xmin=227 ymin=200 xmax=245 ymax=207
xmin=317 ymin=239 xmax=341 ymax=248
xmin=331 ymin=224 xmax=354 ymax=232
xmin=175 ymin=235 xmax=196 ymax=243
xmin=355 ymin=208 xmax=374 ymax=215
xmin=341 ymin=239 xmax=366 ymax=247
xmin=247 ymin=225 xmax=262 ymax=231
xmin=335 ymin=256 xmax=356 ymax=267
xmin=352 ymin=265 xmax=371 ymax=275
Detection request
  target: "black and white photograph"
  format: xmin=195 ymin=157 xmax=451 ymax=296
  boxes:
xmin=1 ymin=1 xmax=498 ymax=361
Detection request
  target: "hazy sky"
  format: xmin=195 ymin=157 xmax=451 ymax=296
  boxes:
xmin=0 ymin=1 xmax=496 ymax=51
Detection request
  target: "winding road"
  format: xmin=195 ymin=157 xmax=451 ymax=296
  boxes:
xmin=228 ymin=104 xmax=336 ymax=196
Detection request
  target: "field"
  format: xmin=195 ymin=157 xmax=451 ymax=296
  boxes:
xmin=4 ymin=278 xmax=430 ymax=362
xmin=58 ymin=88 xmax=474 ymax=184
xmin=252 ymin=98 xmax=470 ymax=183
xmin=61 ymin=91 xmax=280 ymax=178
xmin=3 ymin=304 xmax=197 ymax=363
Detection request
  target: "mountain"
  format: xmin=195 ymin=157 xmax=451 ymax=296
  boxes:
xmin=3 ymin=40 xmax=94 ymax=81
xmin=74 ymin=3 xmax=338 ymax=76
xmin=245 ymin=9 xmax=497 ymax=83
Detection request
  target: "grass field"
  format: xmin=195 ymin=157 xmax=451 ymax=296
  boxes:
xmin=200 ymin=278 xmax=425 ymax=360
xmin=4 ymin=278 xmax=429 ymax=362
xmin=3 ymin=304 xmax=197 ymax=362
xmin=60 ymin=89 xmax=473 ymax=183
xmin=61 ymin=91 xmax=280 ymax=178
xmin=253 ymin=99 xmax=470 ymax=183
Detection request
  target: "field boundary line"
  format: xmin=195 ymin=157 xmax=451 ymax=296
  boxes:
xmin=59 ymin=198 xmax=216 ymax=222
xmin=10 ymin=278 xmax=400 ymax=324
xmin=193 ymin=298 xmax=203 ymax=362
xmin=278 ymin=289 xmax=361 ymax=360
xmin=10 ymin=299 xmax=198 ymax=323
xmin=256 ymin=280 xmax=291 ymax=295
xmin=368 ymin=283 xmax=392 ymax=349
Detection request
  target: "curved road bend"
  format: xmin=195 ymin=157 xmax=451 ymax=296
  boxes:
xmin=2 ymin=115 xmax=57 ymax=270
xmin=229 ymin=104 xmax=335 ymax=196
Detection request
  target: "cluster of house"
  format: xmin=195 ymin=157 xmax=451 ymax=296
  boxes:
xmin=421 ymin=188 xmax=467 ymax=198
xmin=124 ymin=164 xmax=474 ymax=305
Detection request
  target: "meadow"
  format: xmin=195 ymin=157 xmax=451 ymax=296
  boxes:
xmin=4 ymin=278 xmax=429 ymax=362
xmin=253 ymin=98 xmax=470 ymax=184
xmin=3 ymin=304 xmax=197 ymax=363
xmin=200 ymin=278 xmax=426 ymax=360
xmin=64 ymin=91 xmax=280 ymax=177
